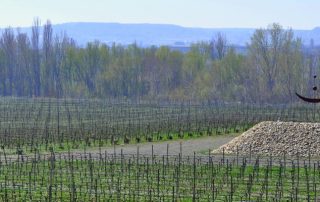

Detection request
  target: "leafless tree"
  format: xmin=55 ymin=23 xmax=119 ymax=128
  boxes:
xmin=32 ymin=18 xmax=41 ymax=96
xmin=1 ymin=27 xmax=16 ymax=95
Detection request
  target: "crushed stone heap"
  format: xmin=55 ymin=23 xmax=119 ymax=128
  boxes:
xmin=213 ymin=121 xmax=320 ymax=157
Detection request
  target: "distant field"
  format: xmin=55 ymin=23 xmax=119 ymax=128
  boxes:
xmin=0 ymin=97 xmax=317 ymax=152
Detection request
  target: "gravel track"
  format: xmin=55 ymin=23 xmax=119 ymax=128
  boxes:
xmin=3 ymin=135 xmax=238 ymax=162
xmin=5 ymin=133 xmax=320 ymax=166
xmin=86 ymin=134 xmax=238 ymax=156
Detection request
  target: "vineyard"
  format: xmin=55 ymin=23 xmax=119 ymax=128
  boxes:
xmin=0 ymin=97 xmax=318 ymax=152
xmin=0 ymin=97 xmax=320 ymax=201
xmin=1 ymin=151 xmax=320 ymax=201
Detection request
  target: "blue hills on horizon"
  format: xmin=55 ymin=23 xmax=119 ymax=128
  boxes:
xmin=1 ymin=22 xmax=320 ymax=47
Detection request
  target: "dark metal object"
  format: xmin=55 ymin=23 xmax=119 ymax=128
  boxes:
xmin=296 ymin=74 xmax=320 ymax=104
xmin=295 ymin=92 xmax=320 ymax=103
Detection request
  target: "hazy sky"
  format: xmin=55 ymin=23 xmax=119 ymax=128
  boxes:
xmin=1 ymin=0 xmax=319 ymax=29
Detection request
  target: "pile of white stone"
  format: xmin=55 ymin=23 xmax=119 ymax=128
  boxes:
xmin=213 ymin=121 xmax=320 ymax=157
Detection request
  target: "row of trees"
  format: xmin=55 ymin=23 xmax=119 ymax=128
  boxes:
xmin=0 ymin=20 xmax=318 ymax=103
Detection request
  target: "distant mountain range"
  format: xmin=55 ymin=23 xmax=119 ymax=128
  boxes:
xmin=1 ymin=22 xmax=320 ymax=47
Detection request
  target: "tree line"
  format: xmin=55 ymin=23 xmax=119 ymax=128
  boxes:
xmin=0 ymin=20 xmax=317 ymax=103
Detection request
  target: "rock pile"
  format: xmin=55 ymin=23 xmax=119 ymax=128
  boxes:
xmin=213 ymin=121 xmax=320 ymax=157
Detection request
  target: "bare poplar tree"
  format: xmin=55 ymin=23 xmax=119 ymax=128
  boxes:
xmin=1 ymin=27 xmax=16 ymax=95
xmin=43 ymin=20 xmax=53 ymax=96
xmin=32 ymin=18 xmax=41 ymax=96
xmin=16 ymin=31 xmax=32 ymax=96
xmin=215 ymin=32 xmax=227 ymax=60
xmin=210 ymin=32 xmax=227 ymax=60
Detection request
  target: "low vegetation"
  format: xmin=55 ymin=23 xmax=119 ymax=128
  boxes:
xmin=0 ymin=151 xmax=319 ymax=201
xmin=0 ymin=97 xmax=318 ymax=200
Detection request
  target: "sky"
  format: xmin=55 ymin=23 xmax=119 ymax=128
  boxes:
xmin=0 ymin=0 xmax=319 ymax=29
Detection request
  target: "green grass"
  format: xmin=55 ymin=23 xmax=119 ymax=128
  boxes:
xmin=0 ymin=152 xmax=318 ymax=201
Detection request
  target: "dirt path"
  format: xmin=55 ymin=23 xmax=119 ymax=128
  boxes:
xmin=3 ymin=134 xmax=238 ymax=163
xmin=7 ymin=134 xmax=316 ymax=166
xmin=86 ymin=134 xmax=238 ymax=156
